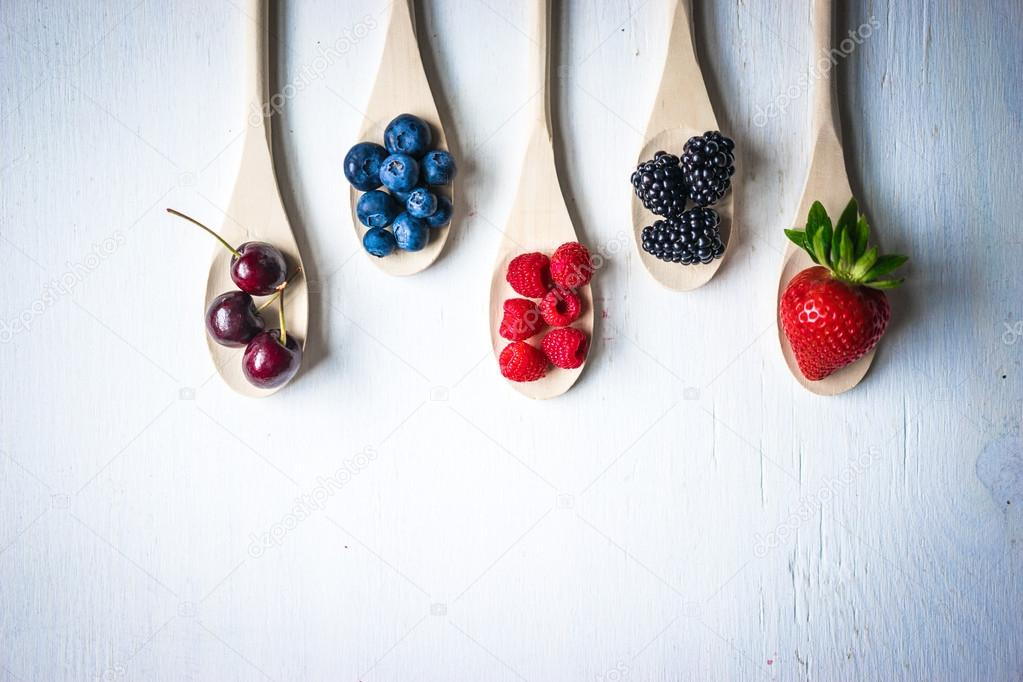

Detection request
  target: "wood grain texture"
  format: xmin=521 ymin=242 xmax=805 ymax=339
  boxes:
xmin=0 ymin=1 xmax=1020 ymax=680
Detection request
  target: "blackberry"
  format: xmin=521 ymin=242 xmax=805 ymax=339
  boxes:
xmin=640 ymin=207 xmax=725 ymax=265
xmin=681 ymin=131 xmax=735 ymax=206
xmin=631 ymin=151 xmax=687 ymax=218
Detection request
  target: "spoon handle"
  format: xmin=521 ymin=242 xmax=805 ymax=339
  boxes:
xmin=810 ymin=0 xmax=841 ymax=140
xmin=243 ymin=0 xmax=270 ymax=143
xmin=530 ymin=0 xmax=552 ymax=136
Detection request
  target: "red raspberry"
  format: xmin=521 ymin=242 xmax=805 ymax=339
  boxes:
xmin=540 ymin=286 xmax=582 ymax=327
xmin=541 ymin=327 xmax=589 ymax=369
xmin=499 ymin=298 xmax=545 ymax=341
xmin=499 ymin=341 xmax=547 ymax=382
xmin=550 ymin=242 xmax=594 ymax=288
xmin=506 ymin=252 xmax=551 ymax=298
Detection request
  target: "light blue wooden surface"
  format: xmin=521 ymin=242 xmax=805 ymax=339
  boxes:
xmin=0 ymin=1 xmax=1020 ymax=680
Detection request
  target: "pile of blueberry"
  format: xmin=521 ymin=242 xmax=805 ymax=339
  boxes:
xmin=166 ymin=208 xmax=302 ymax=390
xmin=344 ymin=113 xmax=456 ymax=258
xmin=632 ymin=131 xmax=735 ymax=265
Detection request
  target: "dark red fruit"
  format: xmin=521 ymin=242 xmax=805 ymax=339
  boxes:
xmin=242 ymin=330 xmax=302 ymax=389
xmin=205 ymin=291 xmax=264 ymax=347
xmin=231 ymin=242 xmax=287 ymax=296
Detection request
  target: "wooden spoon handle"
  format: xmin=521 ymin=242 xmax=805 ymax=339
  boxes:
xmin=810 ymin=0 xmax=841 ymax=140
xmin=244 ymin=0 xmax=268 ymax=125
xmin=530 ymin=0 xmax=552 ymax=136
xmin=664 ymin=0 xmax=714 ymax=128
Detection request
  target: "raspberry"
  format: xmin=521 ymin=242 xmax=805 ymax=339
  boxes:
xmin=541 ymin=327 xmax=589 ymax=369
xmin=506 ymin=252 xmax=551 ymax=298
xmin=550 ymin=242 xmax=594 ymax=288
xmin=499 ymin=341 xmax=547 ymax=382
xmin=540 ymin=286 xmax=582 ymax=327
xmin=499 ymin=298 xmax=545 ymax=341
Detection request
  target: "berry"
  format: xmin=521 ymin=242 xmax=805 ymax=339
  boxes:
xmin=499 ymin=298 xmax=545 ymax=341
xmin=541 ymin=327 xmax=589 ymax=369
xmin=506 ymin=252 xmax=551 ymax=297
xmin=384 ymin=114 xmax=432 ymax=157
xmin=540 ymin=287 xmax=582 ymax=327
xmin=379 ymin=153 xmax=420 ymax=193
xmin=344 ymin=142 xmax=388 ymax=191
xmin=550 ymin=242 xmax=594 ymax=288
xmin=425 ymin=195 xmax=453 ymax=229
xmin=356 ymin=190 xmax=401 ymax=228
xmin=499 ymin=341 xmax=547 ymax=382
xmin=392 ymin=213 xmax=429 ymax=251
xmin=405 ymin=186 xmax=438 ymax=218
xmin=421 ymin=150 xmax=457 ymax=185
xmin=681 ymin=131 xmax=735 ymax=206
xmin=641 ymin=207 xmax=724 ymax=265
xmin=631 ymin=151 xmax=687 ymax=218
xmin=363 ymin=227 xmax=398 ymax=257
xmin=779 ymin=199 xmax=907 ymax=381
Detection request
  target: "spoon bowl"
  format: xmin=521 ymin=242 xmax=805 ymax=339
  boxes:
xmin=488 ymin=0 xmax=592 ymax=400
xmin=349 ymin=0 xmax=452 ymax=276
xmin=632 ymin=0 xmax=734 ymax=291
xmin=203 ymin=0 xmax=308 ymax=398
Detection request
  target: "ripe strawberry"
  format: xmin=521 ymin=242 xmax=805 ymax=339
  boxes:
xmin=550 ymin=242 xmax=594 ymax=288
xmin=780 ymin=199 xmax=907 ymax=381
xmin=499 ymin=298 xmax=544 ymax=341
xmin=540 ymin=286 xmax=582 ymax=327
xmin=541 ymin=327 xmax=589 ymax=369
xmin=499 ymin=341 xmax=547 ymax=382
xmin=506 ymin=252 xmax=551 ymax=297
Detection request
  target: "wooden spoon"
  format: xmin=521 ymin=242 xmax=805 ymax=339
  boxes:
xmin=349 ymin=0 xmax=452 ymax=276
xmin=776 ymin=0 xmax=869 ymax=395
xmin=488 ymin=0 xmax=593 ymax=399
xmin=202 ymin=0 xmax=308 ymax=398
xmin=632 ymin=0 xmax=734 ymax=291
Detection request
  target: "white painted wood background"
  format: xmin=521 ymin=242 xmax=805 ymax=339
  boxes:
xmin=1 ymin=0 xmax=1021 ymax=680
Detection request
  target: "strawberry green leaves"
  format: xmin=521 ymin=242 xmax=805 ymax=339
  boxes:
xmin=784 ymin=198 xmax=908 ymax=288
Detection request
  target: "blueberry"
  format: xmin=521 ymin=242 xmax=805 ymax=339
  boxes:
xmin=421 ymin=150 xmax=457 ymax=185
xmin=356 ymin=190 xmax=401 ymax=228
xmin=344 ymin=142 xmax=388 ymax=191
xmin=405 ymin=187 xmax=437 ymax=218
xmin=384 ymin=114 xmax=432 ymax=158
xmin=363 ymin=227 xmax=398 ymax=257
xmin=379 ymin=153 xmax=419 ymax=193
xmin=392 ymin=212 xmax=429 ymax=251
xmin=425 ymin=195 xmax=452 ymax=229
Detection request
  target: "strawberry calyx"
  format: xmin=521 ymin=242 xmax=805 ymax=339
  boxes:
xmin=784 ymin=199 xmax=908 ymax=290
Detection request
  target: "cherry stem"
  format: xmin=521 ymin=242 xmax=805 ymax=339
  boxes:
xmin=278 ymin=283 xmax=287 ymax=346
xmin=255 ymin=267 xmax=302 ymax=312
xmin=165 ymin=208 xmax=240 ymax=258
